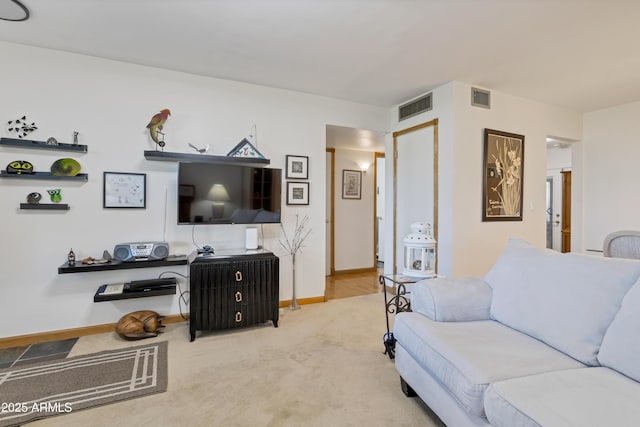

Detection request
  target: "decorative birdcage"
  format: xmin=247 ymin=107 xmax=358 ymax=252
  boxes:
xmin=403 ymin=222 xmax=436 ymax=278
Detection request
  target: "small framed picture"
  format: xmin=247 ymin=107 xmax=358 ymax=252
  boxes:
xmin=286 ymin=181 xmax=309 ymax=205
xmin=103 ymin=172 xmax=146 ymax=208
xmin=286 ymin=155 xmax=309 ymax=179
xmin=342 ymin=169 xmax=362 ymax=199
xmin=178 ymin=184 xmax=195 ymax=197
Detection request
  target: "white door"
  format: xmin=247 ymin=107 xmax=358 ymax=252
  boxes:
xmin=395 ymin=127 xmax=435 ymax=273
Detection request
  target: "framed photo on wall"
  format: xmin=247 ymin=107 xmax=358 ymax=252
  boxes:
xmin=103 ymin=172 xmax=146 ymax=208
xmin=286 ymin=181 xmax=309 ymax=205
xmin=482 ymin=128 xmax=524 ymax=221
xmin=286 ymin=155 xmax=309 ymax=179
xmin=342 ymin=169 xmax=362 ymax=199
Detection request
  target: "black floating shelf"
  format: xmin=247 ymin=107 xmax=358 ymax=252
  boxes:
xmin=0 ymin=171 xmax=88 ymax=181
xmin=20 ymin=203 xmax=69 ymax=210
xmin=144 ymin=150 xmax=270 ymax=166
xmin=58 ymin=255 xmax=188 ymax=274
xmin=0 ymin=137 xmax=87 ymax=153
xmin=94 ymin=285 xmax=176 ymax=302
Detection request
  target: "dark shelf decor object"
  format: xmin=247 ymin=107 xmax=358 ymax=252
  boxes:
xmin=58 ymin=255 xmax=188 ymax=274
xmin=144 ymin=150 xmax=270 ymax=166
xmin=20 ymin=203 xmax=69 ymax=210
xmin=0 ymin=137 xmax=87 ymax=153
xmin=0 ymin=171 xmax=88 ymax=181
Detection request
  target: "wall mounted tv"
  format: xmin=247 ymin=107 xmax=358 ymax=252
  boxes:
xmin=178 ymin=162 xmax=282 ymax=224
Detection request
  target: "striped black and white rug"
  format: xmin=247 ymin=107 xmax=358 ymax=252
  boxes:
xmin=0 ymin=341 xmax=167 ymax=427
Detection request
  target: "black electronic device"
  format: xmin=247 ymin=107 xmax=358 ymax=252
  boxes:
xmin=178 ymin=162 xmax=282 ymax=225
xmin=124 ymin=277 xmax=177 ymax=292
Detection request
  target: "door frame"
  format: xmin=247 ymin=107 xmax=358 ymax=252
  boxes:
xmin=393 ymin=118 xmax=439 ymax=274
xmin=326 ymin=148 xmax=335 ymax=276
xmin=373 ymin=152 xmax=385 ymax=268
xmin=561 ymin=170 xmax=571 ymax=253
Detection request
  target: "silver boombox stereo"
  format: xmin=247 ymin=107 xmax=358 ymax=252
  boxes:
xmin=113 ymin=241 xmax=170 ymax=262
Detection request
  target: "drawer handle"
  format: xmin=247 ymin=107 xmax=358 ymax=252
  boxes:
xmin=235 ymin=311 xmax=242 ymax=323
xmin=235 ymin=271 xmax=242 ymax=282
xmin=235 ymin=291 xmax=242 ymax=303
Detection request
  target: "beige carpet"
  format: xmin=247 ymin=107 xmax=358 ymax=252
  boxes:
xmin=31 ymin=293 xmax=443 ymax=427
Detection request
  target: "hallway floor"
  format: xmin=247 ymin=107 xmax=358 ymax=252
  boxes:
xmin=325 ymin=268 xmax=384 ymax=300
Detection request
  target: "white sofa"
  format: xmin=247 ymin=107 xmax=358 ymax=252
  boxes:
xmin=394 ymin=239 xmax=640 ymax=427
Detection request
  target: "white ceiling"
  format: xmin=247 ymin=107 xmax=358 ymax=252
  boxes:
xmin=1 ymin=1 xmax=639 ymax=123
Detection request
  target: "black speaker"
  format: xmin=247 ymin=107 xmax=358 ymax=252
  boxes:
xmin=113 ymin=242 xmax=170 ymax=262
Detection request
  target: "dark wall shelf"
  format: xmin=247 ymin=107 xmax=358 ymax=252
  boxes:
xmin=94 ymin=285 xmax=176 ymax=302
xmin=144 ymin=150 xmax=270 ymax=166
xmin=0 ymin=137 xmax=87 ymax=153
xmin=58 ymin=255 xmax=188 ymax=274
xmin=0 ymin=171 xmax=88 ymax=181
xmin=20 ymin=203 xmax=69 ymax=210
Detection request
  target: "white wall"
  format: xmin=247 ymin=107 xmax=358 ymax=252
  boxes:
xmin=333 ymin=148 xmax=374 ymax=271
xmin=583 ymin=101 xmax=640 ymax=251
xmin=450 ymin=82 xmax=582 ymax=276
xmin=386 ymin=82 xmax=583 ymax=278
xmin=0 ymin=42 xmax=388 ymax=337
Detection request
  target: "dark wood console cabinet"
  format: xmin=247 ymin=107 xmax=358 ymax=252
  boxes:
xmin=189 ymin=251 xmax=279 ymax=341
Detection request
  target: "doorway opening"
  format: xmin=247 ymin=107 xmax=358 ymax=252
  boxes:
xmin=546 ymin=177 xmax=553 ymax=249
xmin=546 ymin=137 xmax=575 ymax=252
xmin=325 ymin=124 xmax=386 ymax=297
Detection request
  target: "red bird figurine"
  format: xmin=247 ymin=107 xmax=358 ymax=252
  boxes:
xmin=146 ymin=109 xmax=171 ymax=149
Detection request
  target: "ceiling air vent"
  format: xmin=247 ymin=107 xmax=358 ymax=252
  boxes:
xmin=399 ymin=93 xmax=432 ymax=121
xmin=471 ymin=87 xmax=491 ymax=109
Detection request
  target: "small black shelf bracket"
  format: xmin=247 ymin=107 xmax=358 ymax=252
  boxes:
xmin=58 ymin=255 xmax=188 ymax=274
xmin=0 ymin=171 xmax=88 ymax=181
xmin=0 ymin=137 xmax=88 ymax=153
xmin=20 ymin=203 xmax=70 ymax=211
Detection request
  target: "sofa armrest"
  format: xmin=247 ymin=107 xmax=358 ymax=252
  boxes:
xmin=410 ymin=277 xmax=492 ymax=321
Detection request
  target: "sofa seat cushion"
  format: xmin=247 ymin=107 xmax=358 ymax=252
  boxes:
xmin=393 ymin=312 xmax=584 ymax=417
xmin=485 ymin=239 xmax=640 ymax=365
xmin=484 ymin=367 xmax=640 ymax=427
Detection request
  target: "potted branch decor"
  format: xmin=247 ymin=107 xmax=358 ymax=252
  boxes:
xmin=279 ymin=214 xmax=312 ymax=310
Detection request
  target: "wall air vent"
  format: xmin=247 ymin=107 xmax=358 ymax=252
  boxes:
xmin=398 ymin=93 xmax=432 ymax=121
xmin=471 ymin=87 xmax=491 ymax=109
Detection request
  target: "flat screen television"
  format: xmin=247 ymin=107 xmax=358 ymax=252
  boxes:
xmin=178 ymin=162 xmax=282 ymax=224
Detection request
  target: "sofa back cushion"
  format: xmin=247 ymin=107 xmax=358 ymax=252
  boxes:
xmin=485 ymin=239 xmax=640 ymax=366
xmin=598 ymin=278 xmax=640 ymax=381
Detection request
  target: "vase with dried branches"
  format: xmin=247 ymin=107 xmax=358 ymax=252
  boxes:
xmin=279 ymin=214 xmax=312 ymax=310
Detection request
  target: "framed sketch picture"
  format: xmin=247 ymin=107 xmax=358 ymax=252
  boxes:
xmin=103 ymin=172 xmax=146 ymax=208
xmin=286 ymin=181 xmax=309 ymax=205
xmin=342 ymin=169 xmax=362 ymax=199
xmin=482 ymin=128 xmax=524 ymax=221
xmin=286 ymin=155 xmax=309 ymax=179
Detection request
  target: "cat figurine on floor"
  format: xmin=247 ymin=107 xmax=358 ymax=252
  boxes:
xmin=116 ymin=310 xmax=165 ymax=340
